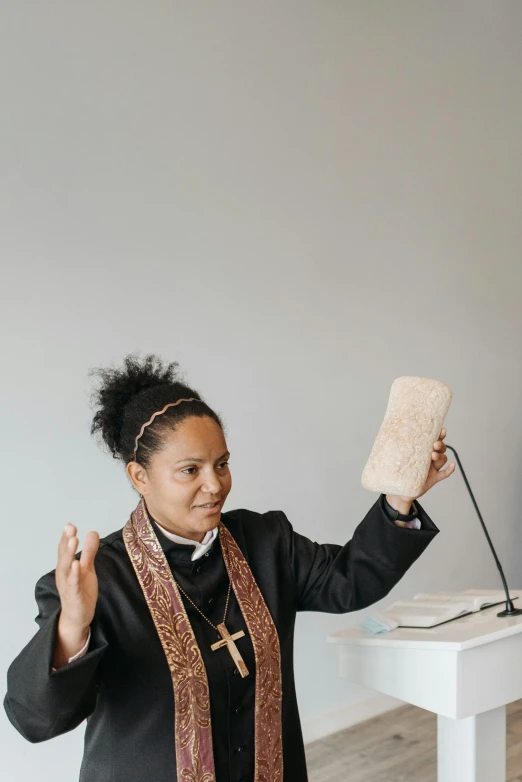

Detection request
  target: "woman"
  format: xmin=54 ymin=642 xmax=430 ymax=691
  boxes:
xmin=4 ymin=354 xmax=455 ymax=782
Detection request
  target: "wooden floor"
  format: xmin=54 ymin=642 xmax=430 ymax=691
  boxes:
xmin=305 ymin=700 xmax=522 ymax=781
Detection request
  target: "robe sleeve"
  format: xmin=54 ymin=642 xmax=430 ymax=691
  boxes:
xmin=276 ymin=494 xmax=439 ymax=613
xmin=3 ymin=570 xmax=108 ymax=743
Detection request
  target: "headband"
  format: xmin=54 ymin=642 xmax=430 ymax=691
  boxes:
xmin=133 ymin=398 xmax=201 ymax=461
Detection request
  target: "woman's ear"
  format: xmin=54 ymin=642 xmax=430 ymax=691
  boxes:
xmin=126 ymin=461 xmax=149 ymax=497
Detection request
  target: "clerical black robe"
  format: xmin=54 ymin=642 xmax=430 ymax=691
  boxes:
xmin=4 ymin=496 xmax=438 ymax=781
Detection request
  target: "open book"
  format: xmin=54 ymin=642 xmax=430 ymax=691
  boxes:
xmin=382 ymin=590 xmax=515 ymax=629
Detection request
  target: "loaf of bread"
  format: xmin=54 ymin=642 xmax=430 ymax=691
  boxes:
xmin=361 ymin=376 xmax=452 ymax=497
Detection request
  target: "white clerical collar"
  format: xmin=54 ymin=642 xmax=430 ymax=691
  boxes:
xmin=154 ymin=523 xmax=218 ymax=561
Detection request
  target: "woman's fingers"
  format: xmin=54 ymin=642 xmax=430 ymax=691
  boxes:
xmin=417 ymin=429 xmax=455 ymax=497
xmin=80 ymin=531 xmax=100 ymax=570
xmin=435 ymin=462 xmax=456 ymax=482
xmin=432 ymin=429 xmax=448 ymax=452
xmin=58 ymin=523 xmax=76 ymax=554
xmin=68 ymin=558 xmax=81 ymax=588
xmin=55 ymin=526 xmax=99 ymax=631
xmin=64 ymin=537 xmax=79 ymax=584
xmin=59 ymin=527 xmax=99 ymax=573
xmin=432 ymin=427 xmax=450 ymax=464
xmin=57 ymin=526 xmax=78 ymax=570
xmin=56 ymin=525 xmax=82 ymax=596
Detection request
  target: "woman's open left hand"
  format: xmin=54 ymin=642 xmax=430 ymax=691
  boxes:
xmin=56 ymin=524 xmax=100 ymax=632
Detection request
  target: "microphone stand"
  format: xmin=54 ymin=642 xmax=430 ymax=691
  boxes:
xmin=445 ymin=444 xmax=522 ymax=618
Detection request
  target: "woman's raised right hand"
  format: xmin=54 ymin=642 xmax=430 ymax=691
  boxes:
xmin=53 ymin=524 xmax=100 ymax=667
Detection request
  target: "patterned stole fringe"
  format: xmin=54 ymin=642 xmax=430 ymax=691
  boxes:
xmin=123 ymin=499 xmax=283 ymax=782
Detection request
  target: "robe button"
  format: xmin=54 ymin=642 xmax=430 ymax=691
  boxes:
xmin=235 ymin=705 xmax=241 ymax=713
xmin=208 ymin=597 xmax=214 ymax=605
xmin=196 ymin=566 xmax=202 ymax=574
xmin=235 ymin=745 xmax=246 ymax=753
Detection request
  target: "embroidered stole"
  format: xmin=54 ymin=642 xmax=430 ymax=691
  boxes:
xmin=123 ymin=499 xmax=283 ymax=782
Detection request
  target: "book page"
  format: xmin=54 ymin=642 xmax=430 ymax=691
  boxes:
xmin=383 ymin=600 xmax=469 ymax=628
xmin=462 ymin=589 xmax=507 ymax=608
xmin=414 ymin=591 xmax=506 ymax=612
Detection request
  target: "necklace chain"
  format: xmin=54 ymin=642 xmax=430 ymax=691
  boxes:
xmin=171 ymin=527 xmax=233 ymax=633
xmin=175 ymin=579 xmax=232 ymax=632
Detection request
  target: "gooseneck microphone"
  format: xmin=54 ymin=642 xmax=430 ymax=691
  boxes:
xmin=445 ymin=444 xmax=522 ymax=618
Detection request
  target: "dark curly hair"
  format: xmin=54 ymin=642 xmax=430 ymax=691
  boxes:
xmin=89 ymin=353 xmax=224 ymax=468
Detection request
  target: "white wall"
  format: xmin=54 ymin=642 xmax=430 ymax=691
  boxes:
xmin=2 ymin=0 xmax=522 ymax=778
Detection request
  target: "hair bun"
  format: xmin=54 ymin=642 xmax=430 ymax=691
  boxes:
xmin=89 ymin=353 xmax=184 ymax=459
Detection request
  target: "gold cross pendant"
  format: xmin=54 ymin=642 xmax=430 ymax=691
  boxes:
xmin=211 ymin=623 xmax=249 ymax=678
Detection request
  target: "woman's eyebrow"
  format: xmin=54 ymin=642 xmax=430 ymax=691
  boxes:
xmin=175 ymin=451 xmax=230 ymax=465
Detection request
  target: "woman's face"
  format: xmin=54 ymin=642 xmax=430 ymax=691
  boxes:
xmin=128 ymin=415 xmax=232 ymax=541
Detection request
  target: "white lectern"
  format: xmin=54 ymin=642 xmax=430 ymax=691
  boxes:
xmin=328 ymin=592 xmax=522 ymax=782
